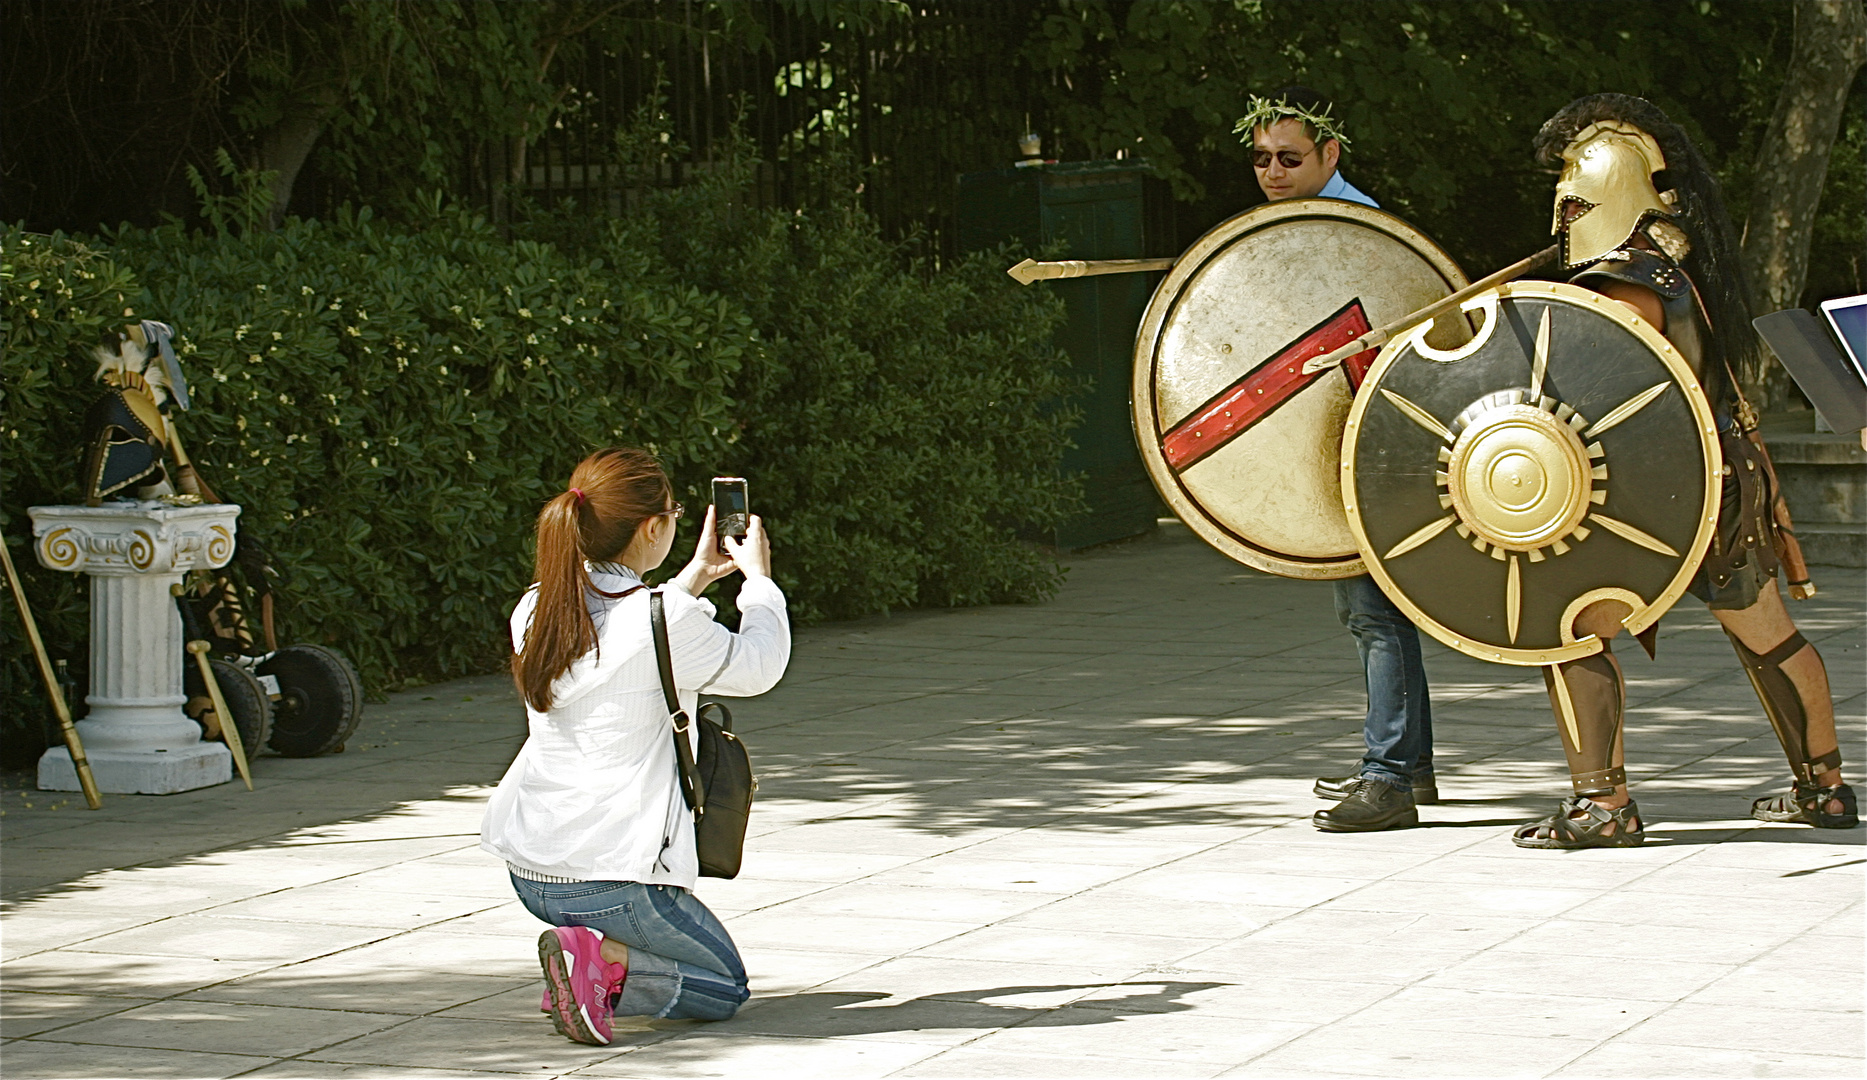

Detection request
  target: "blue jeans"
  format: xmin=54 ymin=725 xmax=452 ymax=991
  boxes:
xmin=510 ymin=875 xmax=749 ymax=1021
xmin=1333 ymin=575 xmax=1434 ymax=791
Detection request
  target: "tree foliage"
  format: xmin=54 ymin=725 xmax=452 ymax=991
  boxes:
xmin=11 ymin=2 xmax=1859 ymax=299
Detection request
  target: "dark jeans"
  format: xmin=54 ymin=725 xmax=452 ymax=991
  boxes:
xmin=511 ymin=875 xmax=749 ymax=1021
xmin=1333 ymin=575 xmax=1434 ymax=791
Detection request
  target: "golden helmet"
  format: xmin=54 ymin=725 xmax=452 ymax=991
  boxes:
xmin=1551 ymin=121 xmax=1673 ymax=269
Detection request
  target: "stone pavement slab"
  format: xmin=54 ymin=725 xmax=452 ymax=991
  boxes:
xmin=3 ymin=522 xmax=1862 ymax=1078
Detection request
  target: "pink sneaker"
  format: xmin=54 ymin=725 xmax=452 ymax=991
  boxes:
xmin=538 ymin=927 xmax=620 ymax=1045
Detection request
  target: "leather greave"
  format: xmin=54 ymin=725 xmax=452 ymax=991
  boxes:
xmin=1545 ymin=648 xmax=1625 ymax=797
xmin=1727 ymin=630 xmax=1840 ymax=785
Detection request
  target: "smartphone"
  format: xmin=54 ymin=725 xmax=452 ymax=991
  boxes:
xmin=711 ymin=477 xmax=748 ymax=554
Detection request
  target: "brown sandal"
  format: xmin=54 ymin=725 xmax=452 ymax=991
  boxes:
xmin=1752 ymin=782 xmax=1858 ymax=829
xmin=1512 ymin=796 xmax=1644 ymax=849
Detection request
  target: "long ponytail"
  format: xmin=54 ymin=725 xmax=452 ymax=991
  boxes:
xmin=513 ymin=448 xmax=671 ymax=712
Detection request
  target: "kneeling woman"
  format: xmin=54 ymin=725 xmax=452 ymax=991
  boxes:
xmin=481 ymin=448 xmax=788 ymax=1044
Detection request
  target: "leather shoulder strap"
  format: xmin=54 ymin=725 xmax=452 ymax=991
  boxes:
xmin=649 ymin=590 xmax=680 ymax=715
xmin=651 ymin=590 xmax=705 ymax=815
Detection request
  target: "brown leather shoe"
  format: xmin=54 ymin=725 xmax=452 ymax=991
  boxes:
xmin=1314 ymin=771 xmax=1438 ymax=805
xmin=1313 ymin=776 xmax=1418 ymax=832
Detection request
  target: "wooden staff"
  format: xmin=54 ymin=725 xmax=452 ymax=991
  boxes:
xmin=1299 ymin=245 xmax=1560 ymax=375
xmin=161 ymin=418 xmax=222 ymax=503
xmin=1007 ymin=257 xmax=1176 ymax=285
xmin=172 ymin=583 xmax=253 ymax=790
xmin=1 ymin=537 xmax=102 ymax=809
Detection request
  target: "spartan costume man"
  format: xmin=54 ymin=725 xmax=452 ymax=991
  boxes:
xmin=1512 ymin=94 xmax=1854 ymax=848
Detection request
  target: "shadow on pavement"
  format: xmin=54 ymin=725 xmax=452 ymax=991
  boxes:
xmin=719 ymin=981 xmax=1226 ymax=1039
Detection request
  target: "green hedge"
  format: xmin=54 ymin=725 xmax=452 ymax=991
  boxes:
xmin=1 ymin=194 xmax=1077 ymax=764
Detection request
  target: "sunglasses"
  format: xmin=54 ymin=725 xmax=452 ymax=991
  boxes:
xmin=659 ymin=502 xmax=685 ymax=520
xmin=1251 ymin=147 xmax=1315 ymax=169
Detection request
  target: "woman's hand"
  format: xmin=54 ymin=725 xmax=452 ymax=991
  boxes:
xmin=672 ymin=505 xmax=737 ymax=597
xmin=724 ymin=515 xmax=771 ymax=581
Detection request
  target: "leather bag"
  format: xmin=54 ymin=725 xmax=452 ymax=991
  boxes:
xmin=650 ymin=591 xmax=755 ymax=879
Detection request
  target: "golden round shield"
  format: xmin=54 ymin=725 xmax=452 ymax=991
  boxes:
xmin=1342 ymin=281 xmax=1722 ymax=666
xmin=1132 ymin=200 xmax=1471 ymax=578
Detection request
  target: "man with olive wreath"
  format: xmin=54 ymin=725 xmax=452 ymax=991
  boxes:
xmin=1234 ymin=86 xmax=1440 ymax=832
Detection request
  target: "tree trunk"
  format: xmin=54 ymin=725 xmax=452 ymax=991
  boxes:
xmin=257 ymin=81 xmax=341 ymax=230
xmin=1741 ymin=0 xmax=1867 ymax=402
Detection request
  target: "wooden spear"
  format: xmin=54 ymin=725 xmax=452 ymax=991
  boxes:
xmin=1006 ymin=257 xmax=1176 ymax=285
xmin=1298 ymin=245 xmax=1560 ymax=375
xmin=1 ymin=536 xmax=102 ymax=809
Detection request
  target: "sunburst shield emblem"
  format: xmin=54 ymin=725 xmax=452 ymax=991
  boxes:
xmin=1342 ymin=281 xmax=1721 ymax=666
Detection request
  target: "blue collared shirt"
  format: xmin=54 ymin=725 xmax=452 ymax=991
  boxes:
xmin=1320 ymin=171 xmax=1378 ymax=209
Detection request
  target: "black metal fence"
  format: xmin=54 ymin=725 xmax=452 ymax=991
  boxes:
xmin=455 ymin=1 xmax=1188 ymax=262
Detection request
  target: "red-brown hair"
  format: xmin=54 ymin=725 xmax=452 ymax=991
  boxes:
xmin=512 ymin=447 xmax=672 ymax=712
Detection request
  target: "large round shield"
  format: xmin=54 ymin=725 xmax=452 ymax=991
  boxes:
xmin=1133 ymin=200 xmax=1472 ymax=578
xmin=1343 ymin=281 xmax=1721 ymax=666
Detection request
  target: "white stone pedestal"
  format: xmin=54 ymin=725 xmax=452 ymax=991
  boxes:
xmin=30 ymin=502 xmax=242 ymax=795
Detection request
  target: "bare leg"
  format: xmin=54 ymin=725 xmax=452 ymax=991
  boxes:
xmin=600 ymin=937 xmax=630 ymax=967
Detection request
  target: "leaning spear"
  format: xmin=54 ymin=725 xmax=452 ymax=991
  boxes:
xmin=1 ymin=535 xmax=102 ymax=809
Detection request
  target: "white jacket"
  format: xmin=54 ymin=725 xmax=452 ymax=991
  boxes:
xmin=479 ymin=564 xmax=790 ymax=888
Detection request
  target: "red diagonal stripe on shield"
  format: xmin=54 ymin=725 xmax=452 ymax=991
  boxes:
xmin=1161 ymin=299 xmax=1378 ymax=472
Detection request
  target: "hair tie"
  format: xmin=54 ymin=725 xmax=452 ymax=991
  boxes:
xmin=569 ymin=487 xmax=585 ymax=506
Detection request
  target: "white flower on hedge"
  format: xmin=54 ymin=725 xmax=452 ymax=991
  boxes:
xmin=518 ymin=307 xmax=532 ymax=318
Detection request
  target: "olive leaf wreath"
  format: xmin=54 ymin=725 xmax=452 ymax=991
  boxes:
xmin=1232 ymin=95 xmax=1352 ymax=151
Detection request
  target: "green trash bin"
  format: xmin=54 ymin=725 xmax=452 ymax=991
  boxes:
xmin=958 ymin=160 xmax=1163 ymax=550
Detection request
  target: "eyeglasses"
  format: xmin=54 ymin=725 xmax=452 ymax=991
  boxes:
xmin=1252 ymin=147 xmax=1315 ymax=170
xmin=659 ymin=502 xmax=685 ymax=520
